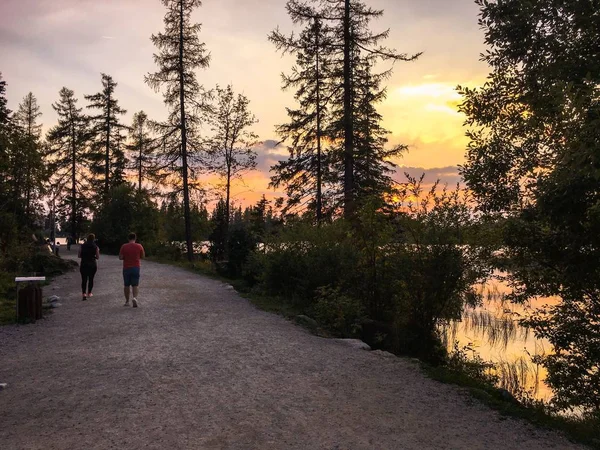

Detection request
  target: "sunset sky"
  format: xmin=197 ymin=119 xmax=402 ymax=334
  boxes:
xmin=0 ymin=0 xmax=489 ymax=206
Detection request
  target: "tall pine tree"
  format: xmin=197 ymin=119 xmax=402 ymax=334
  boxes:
xmin=146 ymin=0 xmax=211 ymax=261
xmin=271 ymin=0 xmax=419 ymax=217
xmin=13 ymin=92 xmax=46 ymax=220
xmin=0 ymin=73 xmax=16 ymax=245
xmin=270 ymin=3 xmax=334 ymax=223
xmin=85 ymin=73 xmax=128 ymax=204
xmin=0 ymin=75 xmax=9 ymax=200
xmin=47 ymin=88 xmax=90 ymax=240
xmin=127 ymin=111 xmax=162 ymax=193
xmin=328 ymin=0 xmax=419 ymax=214
xmin=344 ymin=44 xmax=405 ymax=201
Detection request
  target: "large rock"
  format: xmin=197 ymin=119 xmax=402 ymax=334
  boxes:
xmin=371 ymin=349 xmax=396 ymax=358
xmin=333 ymin=339 xmax=371 ymax=351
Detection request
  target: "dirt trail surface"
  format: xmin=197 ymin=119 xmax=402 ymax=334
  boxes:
xmin=0 ymin=250 xmax=583 ymax=450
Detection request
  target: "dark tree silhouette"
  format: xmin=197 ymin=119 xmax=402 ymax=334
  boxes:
xmin=206 ymin=84 xmax=258 ymax=227
xmin=127 ymin=111 xmax=163 ymax=193
xmin=46 ymin=88 xmax=90 ymax=240
xmin=271 ymin=0 xmax=419 ymax=217
xmin=270 ymin=3 xmax=334 ymax=223
xmin=460 ymin=0 xmax=600 ymax=414
xmin=329 ymin=0 xmax=419 ymax=215
xmin=0 ymin=74 xmax=15 ymax=230
xmin=146 ymin=0 xmax=211 ymax=261
xmin=85 ymin=73 xmax=128 ymax=203
xmin=0 ymin=74 xmax=8 ymax=184
xmin=342 ymin=49 xmax=406 ymax=201
xmin=13 ymin=92 xmax=46 ymax=220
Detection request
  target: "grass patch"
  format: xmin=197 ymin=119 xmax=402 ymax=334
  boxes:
xmin=0 ymin=295 xmax=16 ymax=325
xmin=424 ymin=364 xmax=600 ymax=449
xmin=0 ymin=271 xmax=16 ymax=325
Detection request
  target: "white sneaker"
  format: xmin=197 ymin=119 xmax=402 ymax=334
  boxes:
xmin=124 ymin=300 xmax=130 ymax=307
xmin=132 ymin=298 xmax=138 ymax=308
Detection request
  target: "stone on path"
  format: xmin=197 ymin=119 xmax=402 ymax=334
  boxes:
xmin=332 ymin=338 xmax=371 ymax=351
xmin=372 ymin=349 xmax=396 ymax=358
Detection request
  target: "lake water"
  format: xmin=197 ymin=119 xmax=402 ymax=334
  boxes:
xmin=445 ymin=274 xmax=557 ymax=401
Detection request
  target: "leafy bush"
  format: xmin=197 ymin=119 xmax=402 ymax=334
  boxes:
xmin=312 ymin=286 xmax=365 ymax=337
xmin=445 ymin=343 xmax=499 ymax=386
xmin=251 ymin=221 xmax=357 ymax=305
xmin=224 ymin=221 xmax=256 ymax=278
xmin=150 ymin=242 xmax=184 ymax=261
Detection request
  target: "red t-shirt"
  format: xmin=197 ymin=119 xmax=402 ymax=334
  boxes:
xmin=120 ymin=242 xmax=144 ymax=269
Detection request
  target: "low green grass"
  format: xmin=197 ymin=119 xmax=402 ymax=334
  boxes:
xmin=0 ymin=296 xmax=16 ymax=325
xmin=0 ymin=272 xmax=16 ymax=325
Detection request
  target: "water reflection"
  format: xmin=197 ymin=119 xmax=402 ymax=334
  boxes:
xmin=443 ymin=275 xmax=560 ymax=402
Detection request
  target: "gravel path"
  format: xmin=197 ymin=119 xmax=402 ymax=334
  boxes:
xmin=0 ymin=249 xmax=583 ymax=450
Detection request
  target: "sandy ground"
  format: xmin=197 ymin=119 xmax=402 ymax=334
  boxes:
xmin=0 ymin=249 xmax=584 ymax=449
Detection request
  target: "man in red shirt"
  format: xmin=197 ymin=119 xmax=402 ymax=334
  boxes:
xmin=119 ymin=232 xmax=145 ymax=307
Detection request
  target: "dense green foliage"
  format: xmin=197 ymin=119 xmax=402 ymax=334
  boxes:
xmin=243 ymin=184 xmax=486 ymax=361
xmin=91 ymin=185 xmax=162 ymax=254
xmin=460 ymin=0 xmax=600 ymax=416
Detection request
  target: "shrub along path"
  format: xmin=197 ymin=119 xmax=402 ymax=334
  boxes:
xmin=0 ymin=250 xmax=583 ymax=449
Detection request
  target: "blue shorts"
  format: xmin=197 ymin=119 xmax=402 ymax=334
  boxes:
xmin=123 ymin=267 xmax=140 ymax=287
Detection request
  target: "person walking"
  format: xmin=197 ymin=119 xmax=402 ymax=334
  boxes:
xmin=119 ymin=232 xmax=145 ymax=307
xmin=78 ymin=234 xmax=100 ymax=301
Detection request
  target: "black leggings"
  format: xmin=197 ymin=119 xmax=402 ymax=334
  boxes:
xmin=80 ymin=264 xmax=97 ymax=294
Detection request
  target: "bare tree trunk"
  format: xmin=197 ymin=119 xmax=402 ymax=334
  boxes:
xmin=138 ymin=132 xmax=143 ymax=193
xmin=25 ymin=110 xmax=32 ymax=218
xmin=343 ymin=0 xmax=354 ymax=219
xmin=179 ymin=0 xmax=193 ymax=262
xmin=315 ymin=18 xmax=323 ymax=225
xmin=226 ymin=162 xmax=231 ymax=229
xmin=105 ymin=92 xmax=111 ymax=200
xmin=70 ymin=110 xmax=77 ymax=242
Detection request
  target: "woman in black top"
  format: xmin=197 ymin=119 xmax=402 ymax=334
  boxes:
xmin=78 ymin=234 xmax=100 ymax=301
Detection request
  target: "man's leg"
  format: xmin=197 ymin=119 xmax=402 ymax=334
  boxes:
xmin=132 ymin=285 xmax=139 ymax=307
xmin=131 ymin=268 xmax=140 ymax=307
xmin=123 ymin=269 xmax=131 ymax=305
